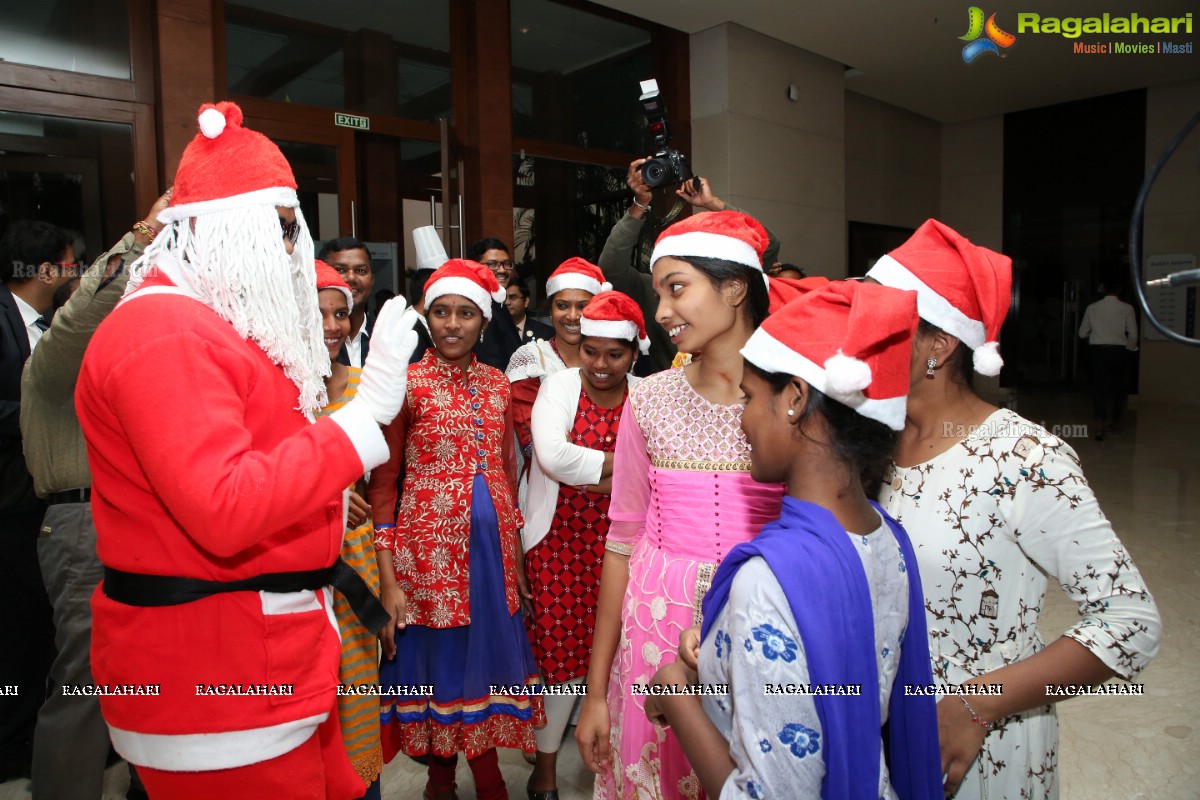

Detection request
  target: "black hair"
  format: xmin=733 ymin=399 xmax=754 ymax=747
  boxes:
xmin=580 ymin=334 xmax=639 ymax=357
xmin=318 ymin=237 xmax=370 ymax=263
xmin=745 ymin=361 xmax=897 ymax=496
xmin=674 ymin=255 xmax=770 ymax=327
xmin=467 ymin=238 xmax=509 ymax=262
xmin=775 ymin=263 xmax=805 ymax=279
xmin=917 ymin=318 xmax=974 ymax=388
xmin=1 ymin=221 xmax=72 ymax=284
xmin=409 ymin=268 xmax=437 ymax=303
xmin=508 ymin=280 xmax=530 ymax=300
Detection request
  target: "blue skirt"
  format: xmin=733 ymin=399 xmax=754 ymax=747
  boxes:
xmin=379 ymin=474 xmax=543 ymax=759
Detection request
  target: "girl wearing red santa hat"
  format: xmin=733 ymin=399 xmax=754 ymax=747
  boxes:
xmin=869 ymin=220 xmax=1160 ymax=799
xmin=314 ymin=261 xmax=384 ymax=799
xmin=522 ymin=291 xmax=646 ymax=800
xmin=367 ymin=259 xmax=544 ymax=800
xmin=643 ymin=279 xmax=943 ymax=800
xmin=506 ymin=257 xmax=612 ymax=467
xmin=575 ymin=211 xmax=785 ymax=800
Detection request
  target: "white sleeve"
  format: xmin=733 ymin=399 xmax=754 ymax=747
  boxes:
xmin=712 ymin=559 xmax=825 ymax=800
xmin=1009 ymin=435 xmax=1161 ymax=680
xmin=531 ymin=370 xmax=604 ymax=486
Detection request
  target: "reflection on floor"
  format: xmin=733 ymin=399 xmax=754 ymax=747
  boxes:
xmin=1 ymin=393 xmax=1194 ymax=800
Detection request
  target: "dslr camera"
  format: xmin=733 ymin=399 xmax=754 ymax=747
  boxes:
xmin=638 ymin=79 xmax=693 ymax=188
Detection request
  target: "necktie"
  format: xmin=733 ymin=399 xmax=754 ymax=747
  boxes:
xmin=34 ymin=316 xmax=49 ymax=332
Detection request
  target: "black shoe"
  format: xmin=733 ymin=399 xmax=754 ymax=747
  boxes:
xmin=527 ymin=774 xmax=560 ymax=800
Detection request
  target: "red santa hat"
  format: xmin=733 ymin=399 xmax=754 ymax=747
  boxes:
xmin=580 ymin=291 xmax=650 ymax=354
xmin=768 ymin=275 xmax=830 ymax=314
xmin=866 ymin=219 xmax=1012 ymax=376
xmin=314 ymin=260 xmax=353 ymax=311
xmin=423 ymin=259 xmax=505 ymax=320
xmin=650 ymin=210 xmax=770 ymax=283
xmin=545 ymin=257 xmax=611 ymax=297
xmin=158 ymin=101 xmax=298 ymax=224
xmin=741 ymin=280 xmax=918 ymax=430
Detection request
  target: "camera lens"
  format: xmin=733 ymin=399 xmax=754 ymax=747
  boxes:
xmin=641 ymin=158 xmax=666 ymax=188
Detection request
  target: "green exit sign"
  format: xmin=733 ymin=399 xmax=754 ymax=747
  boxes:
xmin=334 ymin=113 xmax=370 ymax=130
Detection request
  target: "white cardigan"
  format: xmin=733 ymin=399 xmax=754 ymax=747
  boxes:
xmin=523 ymin=368 xmax=639 ymax=552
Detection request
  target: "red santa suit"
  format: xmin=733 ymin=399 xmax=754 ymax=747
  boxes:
xmin=74 ymin=102 xmax=400 ymax=800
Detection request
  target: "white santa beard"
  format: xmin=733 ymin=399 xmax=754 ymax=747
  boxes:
xmin=128 ymin=204 xmax=329 ymax=414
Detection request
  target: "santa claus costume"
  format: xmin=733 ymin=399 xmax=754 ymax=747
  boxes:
xmin=76 ymin=101 xmax=419 ymax=799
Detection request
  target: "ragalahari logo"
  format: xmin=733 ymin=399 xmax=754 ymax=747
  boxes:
xmin=961 ymin=7 xmax=1017 ymax=62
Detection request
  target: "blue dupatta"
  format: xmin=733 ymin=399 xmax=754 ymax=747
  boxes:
xmin=700 ymin=497 xmax=941 ymax=799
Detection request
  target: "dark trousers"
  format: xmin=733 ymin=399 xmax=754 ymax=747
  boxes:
xmin=0 ymin=504 xmax=55 ymax=777
xmin=1090 ymin=344 xmax=1129 ymax=426
xmin=33 ymin=502 xmax=113 ymax=799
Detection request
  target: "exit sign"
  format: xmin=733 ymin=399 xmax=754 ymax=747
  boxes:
xmin=334 ymin=112 xmax=370 ymax=130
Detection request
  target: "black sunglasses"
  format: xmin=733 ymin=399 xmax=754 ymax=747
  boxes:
xmin=280 ymin=217 xmax=302 ymax=245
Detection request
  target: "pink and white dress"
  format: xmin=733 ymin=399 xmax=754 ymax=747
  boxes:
xmin=599 ymin=367 xmax=784 ymax=800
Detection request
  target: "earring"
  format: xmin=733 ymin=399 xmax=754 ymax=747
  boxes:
xmin=787 ymin=409 xmax=795 ymax=416
xmin=926 ymin=357 xmax=937 ymax=378
xmin=479 ymin=331 xmax=485 ymax=343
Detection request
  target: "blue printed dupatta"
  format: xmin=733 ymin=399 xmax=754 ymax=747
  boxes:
xmin=700 ymin=497 xmax=942 ymax=800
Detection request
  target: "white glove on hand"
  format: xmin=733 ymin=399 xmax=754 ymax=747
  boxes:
xmin=353 ymin=298 xmax=421 ymax=425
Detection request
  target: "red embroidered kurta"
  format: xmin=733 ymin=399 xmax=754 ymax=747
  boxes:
xmin=368 ymin=350 xmax=522 ymax=628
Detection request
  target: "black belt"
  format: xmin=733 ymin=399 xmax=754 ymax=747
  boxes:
xmin=47 ymin=488 xmax=91 ymax=505
xmin=102 ymin=558 xmax=390 ymax=636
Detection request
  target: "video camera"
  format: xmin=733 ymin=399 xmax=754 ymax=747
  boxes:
xmin=638 ymin=79 xmax=693 ymax=189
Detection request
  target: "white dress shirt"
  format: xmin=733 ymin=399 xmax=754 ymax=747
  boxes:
xmin=13 ymin=293 xmax=44 ymax=351
xmin=1079 ymin=295 xmax=1138 ymax=348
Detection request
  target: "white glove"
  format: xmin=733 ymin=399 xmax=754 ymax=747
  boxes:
xmin=353 ymin=297 xmax=421 ymax=425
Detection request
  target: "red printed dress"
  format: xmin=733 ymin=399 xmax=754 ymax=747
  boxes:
xmin=526 ymin=387 xmax=623 ymax=684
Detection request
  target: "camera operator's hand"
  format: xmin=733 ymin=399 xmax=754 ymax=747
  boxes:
xmin=626 ymin=158 xmax=654 ymax=219
xmin=676 ymin=176 xmax=725 ymax=213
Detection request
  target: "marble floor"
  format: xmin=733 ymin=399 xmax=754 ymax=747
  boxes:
xmin=2 ymin=392 xmax=1195 ymax=799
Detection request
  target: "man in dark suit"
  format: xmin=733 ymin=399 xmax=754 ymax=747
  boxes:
xmin=0 ymin=220 xmax=75 ymax=781
xmin=505 ymin=281 xmax=553 ymax=343
xmin=467 ymin=238 xmax=522 ymax=370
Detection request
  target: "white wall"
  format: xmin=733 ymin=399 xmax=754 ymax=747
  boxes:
xmin=690 ymin=24 xmax=846 ymax=276
xmin=844 ymin=92 xmax=941 ymax=229
xmin=939 ymin=116 xmax=1004 ymax=251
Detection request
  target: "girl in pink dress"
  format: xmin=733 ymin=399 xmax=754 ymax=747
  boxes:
xmin=576 ymin=212 xmax=785 ymax=800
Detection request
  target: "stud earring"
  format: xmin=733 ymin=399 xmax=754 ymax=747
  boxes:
xmin=787 ymin=409 xmax=795 ymax=416
xmin=926 ymin=357 xmax=937 ymax=378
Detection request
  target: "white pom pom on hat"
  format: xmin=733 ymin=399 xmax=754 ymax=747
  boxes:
xmin=823 ymin=351 xmax=872 ymax=396
xmin=972 ymin=341 xmax=1004 ymax=376
xmin=198 ymin=107 xmax=227 ymax=139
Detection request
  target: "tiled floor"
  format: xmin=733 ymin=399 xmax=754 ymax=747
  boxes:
xmin=2 ymin=392 xmax=1194 ymax=799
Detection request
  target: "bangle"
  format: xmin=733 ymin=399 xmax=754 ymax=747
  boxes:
xmin=132 ymin=221 xmax=158 ymax=239
xmin=959 ymin=696 xmax=995 ymax=732
xmin=632 ymin=198 xmax=651 ymax=212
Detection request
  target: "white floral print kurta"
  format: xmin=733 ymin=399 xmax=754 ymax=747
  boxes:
xmin=699 ymin=518 xmax=907 ymax=800
xmin=878 ymin=409 xmax=1161 ymax=800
